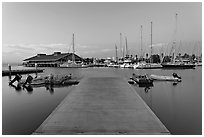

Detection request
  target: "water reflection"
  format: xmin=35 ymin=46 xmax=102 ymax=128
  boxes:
xmin=45 ymin=85 xmax=54 ymax=94
xmin=9 ymin=83 xmax=34 ymax=94
xmin=2 ymin=67 xmax=202 ymax=135
xmin=9 ymin=83 xmax=22 ymax=92
xmin=23 ymin=85 xmax=33 ymax=94
xmin=144 ymin=86 xmax=150 ymax=93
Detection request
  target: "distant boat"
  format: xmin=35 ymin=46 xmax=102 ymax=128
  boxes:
xmin=161 ymin=62 xmax=195 ymax=69
xmin=135 ymin=22 xmax=162 ymax=69
xmin=195 ymin=62 xmax=202 ymax=66
xmin=60 ymin=33 xmax=88 ymax=68
xmin=123 ymin=59 xmax=133 ymax=68
xmin=60 ymin=61 xmax=88 ymax=68
xmin=136 ymin=62 xmax=162 ymax=69
xmin=150 ymin=73 xmax=182 ymax=82
xmin=161 ymin=14 xmax=195 ymax=69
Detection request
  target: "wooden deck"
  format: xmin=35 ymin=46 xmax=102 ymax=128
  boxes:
xmin=33 ymin=71 xmax=170 ymax=135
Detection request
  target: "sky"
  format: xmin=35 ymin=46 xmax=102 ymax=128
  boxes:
xmin=2 ymin=2 xmax=202 ymax=64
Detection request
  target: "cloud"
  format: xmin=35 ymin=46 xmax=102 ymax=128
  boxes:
xmin=100 ymin=48 xmax=114 ymax=52
xmin=148 ymin=43 xmax=168 ymax=47
xmin=76 ymin=44 xmax=89 ymax=49
xmin=3 ymin=43 xmax=69 ymax=54
xmin=7 ymin=44 xmax=34 ymax=51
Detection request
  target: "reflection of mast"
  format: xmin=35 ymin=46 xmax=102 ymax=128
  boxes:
xmin=72 ymin=33 xmax=75 ymax=63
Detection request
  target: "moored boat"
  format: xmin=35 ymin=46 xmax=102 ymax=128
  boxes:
xmin=59 ymin=33 xmax=87 ymax=68
xmin=131 ymin=73 xmax=153 ymax=85
xmin=20 ymin=74 xmax=72 ymax=86
xmin=60 ymin=61 xmax=88 ymax=68
xmin=10 ymin=73 xmax=79 ymax=88
xmin=150 ymin=73 xmax=181 ymax=82
xmin=161 ymin=62 xmax=195 ymax=69
xmin=195 ymin=62 xmax=202 ymax=66
xmin=136 ymin=62 xmax=162 ymax=69
xmin=161 ymin=14 xmax=196 ymax=70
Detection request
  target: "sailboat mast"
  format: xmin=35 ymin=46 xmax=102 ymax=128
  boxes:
xmin=125 ymin=36 xmax=128 ymax=57
xmin=140 ymin=25 xmax=143 ymax=59
xmin=122 ymin=44 xmax=125 ymax=60
xmin=150 ymin=21 xmax=153 ymax=63
xmin=172 ymin=13 xmax=178 ymax=63
xmin=120 ymin=33 xmax=122 ymax=59
xmin=115 ymin=44 xmax=118 ymax=64
xmin=72 ymin=33 xmax=75 ymax=63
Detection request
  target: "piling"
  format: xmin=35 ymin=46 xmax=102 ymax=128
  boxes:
xmin=8 ymin=64 xmax=11 ymax=80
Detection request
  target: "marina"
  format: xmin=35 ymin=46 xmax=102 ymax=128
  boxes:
xmin=2 ymin=2 xmax=201 ymax=135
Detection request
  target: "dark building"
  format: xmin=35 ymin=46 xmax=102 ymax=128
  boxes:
xmin=23 ymin=52 xmax=83 ymax=67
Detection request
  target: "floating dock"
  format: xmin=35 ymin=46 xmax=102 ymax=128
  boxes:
xmin=33 ymin=70 xmax=170 ymax=135
xmin=2 ymin=69 xmax=44 ymax=76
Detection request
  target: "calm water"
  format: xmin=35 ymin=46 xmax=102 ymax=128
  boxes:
xmin=2 ymin=65 xmax=202 ymax=135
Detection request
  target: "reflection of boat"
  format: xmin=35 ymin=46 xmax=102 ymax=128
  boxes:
xmin=131 ymin=73 xmax=153 ymax=85
xmin=150 ymin=73 xmax=181 ymax=82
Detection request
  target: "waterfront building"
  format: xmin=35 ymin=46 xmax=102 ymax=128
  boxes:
xmin=23 ymin=52 xmax=83 ymax=67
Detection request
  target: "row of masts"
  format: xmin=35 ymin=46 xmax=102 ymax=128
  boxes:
xmin=115 ymin=21 xmax=153 ymax=63
xmin=70 ymin=14 xmax=178 ymax=64
xmin=115 ymin=13 xmax=180 ymax=64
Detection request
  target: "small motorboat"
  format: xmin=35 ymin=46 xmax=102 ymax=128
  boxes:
xmin=150 ymin=73 xmax=182 ymax=82
xmin=11 ymin=74 xmax=79 ymax=87
xmin=131 ymin=73 xmax=153 ymax=85
xmin=20 ymin=74 xmax=72 ymax=86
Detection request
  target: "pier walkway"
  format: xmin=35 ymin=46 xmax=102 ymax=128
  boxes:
xmin=33 ymin=69 xmax=170 ymax=135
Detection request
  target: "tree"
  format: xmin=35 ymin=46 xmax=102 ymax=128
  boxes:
xmin=146 ymin=53 xmax=148 ymax=59
xmin=152 ymin=54 xmax=161 ymax=63
xmin=163 ymin=56 xmax=171 ymax=63
xmin=182 ymin=53 xmax=189 ymax=58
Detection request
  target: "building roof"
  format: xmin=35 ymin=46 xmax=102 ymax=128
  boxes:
xmin=23 ymin=52 xmax=81 ymax=62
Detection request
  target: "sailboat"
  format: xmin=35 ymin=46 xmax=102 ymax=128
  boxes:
xmin=136 ymin=23 xmax=162 ymax=69
xmin=161 ymin=14 xmax=195 ymax=69
xmin=60 ymin=33 xmax=88 ymax=68
xmin=123 ymin=37 xmax=134 ymax=68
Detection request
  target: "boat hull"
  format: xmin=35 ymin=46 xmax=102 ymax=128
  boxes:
xmin=60 ymin=63 xmax=88 ymax=68
xmin=136 ymin=63 xmax=162 ymax=69
xmin=161 ymin=64 xmax=195 ymax=69
xmin=131 ymin=74 xmax=153 ymax=85
xmin=150 ymin=74 xmax=181 ymax=82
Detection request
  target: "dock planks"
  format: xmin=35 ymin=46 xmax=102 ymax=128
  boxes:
xmin=33 ymin=72 xmax=170 ymax=135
